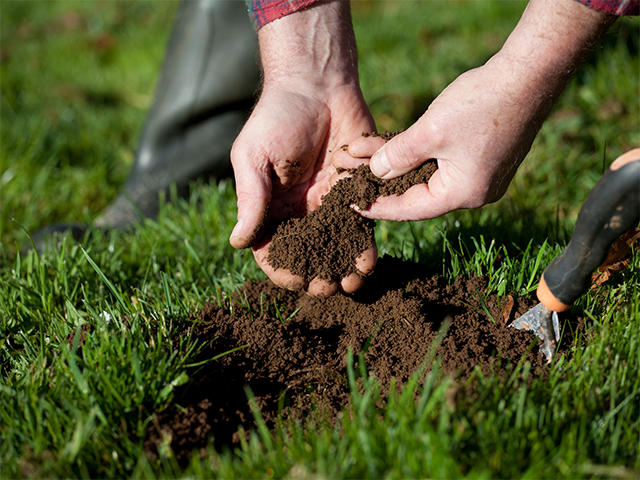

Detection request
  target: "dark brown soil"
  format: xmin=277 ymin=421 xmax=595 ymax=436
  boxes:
xmin=268 ymin=132 xmax=437 ymax=281
xmin=145 ymin=257 xmax=578 ymax=463
xmin=143 ymin=132 xmax=582 ymax=463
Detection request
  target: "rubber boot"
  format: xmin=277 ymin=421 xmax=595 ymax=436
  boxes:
xmin=96 ymin=0 xmax=259 ymax=228
xmin=30 ymin=0 xmax=259 ymax=251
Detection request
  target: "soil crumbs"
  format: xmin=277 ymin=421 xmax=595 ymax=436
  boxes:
xmin=145 ymin=257 xmax=577 ymax=464
xmin=268 ymin=133 xmax=437 ymax=281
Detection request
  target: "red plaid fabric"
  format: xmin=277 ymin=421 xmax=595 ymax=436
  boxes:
xmin=575 ymin=0 xmax=639 ymax=15
xmin=245 ymin=0 xmax=638 ymax=31
xmin=246 ymin=0 xmax=321 ymax=30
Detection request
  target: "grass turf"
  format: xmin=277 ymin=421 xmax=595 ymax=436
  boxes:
xmin=1 ymin=0 xmax=639 ymax=478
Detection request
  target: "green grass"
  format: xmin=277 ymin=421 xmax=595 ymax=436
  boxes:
xmin=1 ymin=1 xmax=639 ymax=478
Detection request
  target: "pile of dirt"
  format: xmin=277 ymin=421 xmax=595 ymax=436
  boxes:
xmin=268 ymin=132 xmax=436 ymax=281
xmin=144 ymin=257 xmax=577 ymax=463
xmin=143 ymin=133 xmax=579 ymax=463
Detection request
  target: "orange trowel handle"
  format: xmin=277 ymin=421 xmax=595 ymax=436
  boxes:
xmin=538 ymin=149 xmax=640 ymax=312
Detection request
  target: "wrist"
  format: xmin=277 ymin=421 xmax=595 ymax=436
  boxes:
xmin=258 ymin=0 xmax=360 ymax=91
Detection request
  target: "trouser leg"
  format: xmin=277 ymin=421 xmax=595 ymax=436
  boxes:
xmin=95 ymin=0 xmax=259 ymax=228
xmin=30 ymin=0 xmax=259 ymax=254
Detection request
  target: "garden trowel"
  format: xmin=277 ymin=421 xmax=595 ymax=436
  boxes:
xmin=510 ymin=149 xmax=640 ymax=363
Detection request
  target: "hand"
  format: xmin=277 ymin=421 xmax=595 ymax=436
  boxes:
xmin=230 ymin=83 xmax=377 ymax=296
xmin=336 ymin=0 xmax=614 ymax=222
xmin=228 ymin=0 xmax=377 ymax=297
xmin=339 ymin=59 xmax=536 ymax=220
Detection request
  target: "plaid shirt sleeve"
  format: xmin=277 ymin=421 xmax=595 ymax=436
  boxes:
xmin=245 ymin=0 xmax=323 ymax=30
xmin=574 ymin=0 xmax=639 ymax=15
xmin=245 ymin=0 xmax=637 ymax=31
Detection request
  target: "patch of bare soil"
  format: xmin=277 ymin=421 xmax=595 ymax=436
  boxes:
xmin=144 ymin=132 xmax=580 ymax=463
xmin=144 ymin=257 xmax=578 ymax=463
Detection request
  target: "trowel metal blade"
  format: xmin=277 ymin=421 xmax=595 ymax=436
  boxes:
xmin=509 ymin=303 xmax=560 ymax=363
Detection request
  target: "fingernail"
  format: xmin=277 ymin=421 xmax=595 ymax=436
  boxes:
xmin=231 ymin=219 xmax=243 ymax=237
xmin=370 ymin=149 xmax=391 ymax=178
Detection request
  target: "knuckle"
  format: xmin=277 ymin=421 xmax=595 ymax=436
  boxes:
xmin=460 ymin=184 xmax=493 ymax=209
xmin=390 ymin=136 xmax=420 ymax=170
xmin=420 ymin=117 xmax=447 ymax=150
xmin=231 ymin=133 xmax=270 ymax=168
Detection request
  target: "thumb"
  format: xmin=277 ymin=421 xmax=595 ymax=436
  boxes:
xmin=369 ymin=127 xmax=433 ymax=180
xmin=229 ymin=164 xmax=271 ymax=250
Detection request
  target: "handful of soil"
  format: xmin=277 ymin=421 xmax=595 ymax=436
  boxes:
xmin=267 ymin=132 xmax=438 ymax=281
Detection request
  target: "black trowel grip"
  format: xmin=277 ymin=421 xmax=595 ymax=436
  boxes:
xmin=538 ymin=152 xmax=640 ymax=312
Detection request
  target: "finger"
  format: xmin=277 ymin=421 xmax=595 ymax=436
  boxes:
xmin=348 ymin=136 xmax=386 ymax=158
xmin=339 ymin=243 xmax=377 ymax=294
xmin=341 ymin=272 xmax=365 ymax=294
xmin=331 ymin=154 xmax=369 ymax=171
xmin=356 ymin=183 xmax=450 ymax=221
xmin=354 ymin=244 xmax=378 ymax=276
xmin=331 ymin=145 xmax=370 ymax=171
xmin=369 ymin=126 xmax=434 ymax=180
xmin=329 ymin=168 xmax=354 ymax=188
xmin=306 ymin=277 xmax=340 ymax=298
xmin=252 ymin=241 xmax=307 ymax=291
xmin=331 ymin=136 xmax=385 ymax=171
xmin=229 ymin=148 xmax=272 ymax=250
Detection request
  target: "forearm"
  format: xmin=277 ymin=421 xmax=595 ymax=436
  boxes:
xmin=258 ymin=0 xmax=359 ymax=91
xmin=491 ymin=0 xmax=616 ymax=123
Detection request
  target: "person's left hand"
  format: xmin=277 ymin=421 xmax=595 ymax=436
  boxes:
xmin=333 ymin=0 xmax=615 ymax=223
xmin=333 ymin=59 xmax=533 ymax=221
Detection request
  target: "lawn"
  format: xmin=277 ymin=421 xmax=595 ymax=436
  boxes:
xmin=1 ymin=1 xmax=639 ymax=478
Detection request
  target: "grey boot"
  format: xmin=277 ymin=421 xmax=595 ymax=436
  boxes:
xmin=96 ymin=0 xmax=259 ymax=228
xmin=30 ymin=0 xmax=259 ymax=251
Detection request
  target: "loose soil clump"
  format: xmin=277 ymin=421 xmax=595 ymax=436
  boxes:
xmin=268 ymin=132 xmax=436 ymax=281
xmin=145 ymin=257 xmax=579 ymax=463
